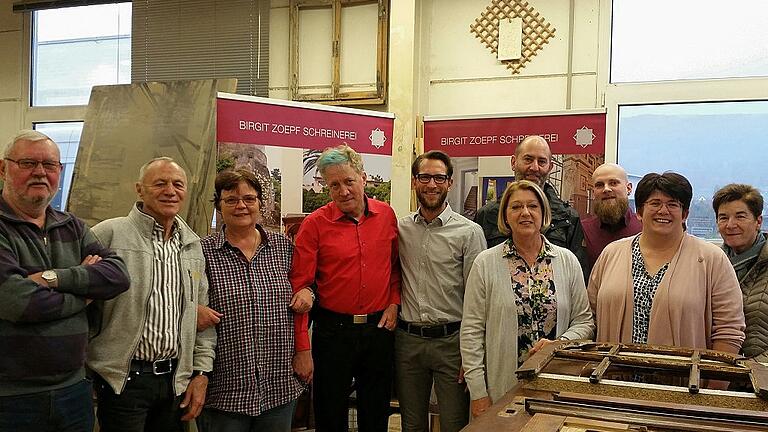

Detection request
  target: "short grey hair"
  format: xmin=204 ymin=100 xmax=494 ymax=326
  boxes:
xmin=137 ymin=157 xmax=187 ymax=182
xmin=3 ymin=130 xmax=55 ymax=158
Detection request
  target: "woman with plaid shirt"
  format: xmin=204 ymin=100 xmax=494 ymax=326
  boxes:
xmin=196 ymin=169 xmax=305 ymax=432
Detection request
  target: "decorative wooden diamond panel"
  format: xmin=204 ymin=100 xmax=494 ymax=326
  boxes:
xmin=470 ymin=0 xmax=556 ymax=74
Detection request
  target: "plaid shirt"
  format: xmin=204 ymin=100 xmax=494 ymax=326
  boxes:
xmin=201 ymin=226 xmax=304 ymax=416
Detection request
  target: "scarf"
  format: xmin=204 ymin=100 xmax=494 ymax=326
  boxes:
xmin=723 ymin=233 xmax=766 ymax=282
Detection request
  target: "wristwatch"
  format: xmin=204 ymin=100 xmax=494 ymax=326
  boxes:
xmin=193 ymin=370 xmax=211 ymax=378
xmin=41 ymin=270 xmax=58 ymax=287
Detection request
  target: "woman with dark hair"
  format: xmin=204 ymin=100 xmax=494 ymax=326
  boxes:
xmin=588 ymin=172 xmax=745 ymax=355
xmin=196 ymin=169 xmax=305 ymax=432
xmin=714 ymin=184 xmax=768 ymax=362
xmin=461 ymin=180 xmax=593 ymax=418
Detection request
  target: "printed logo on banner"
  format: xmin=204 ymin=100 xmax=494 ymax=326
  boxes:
xmin=573 ymin=126 xmax=596 ymax=148
xmin=369 ymin=128 xmax=386 ymax=149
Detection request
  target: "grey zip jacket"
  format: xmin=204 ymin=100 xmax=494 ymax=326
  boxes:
xmin=87 ymin=203 xmax=216 ymax=395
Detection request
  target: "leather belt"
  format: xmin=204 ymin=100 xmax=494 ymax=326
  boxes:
xmin=130 ymin=358 xmax=177 ymax=375
xmin=314 ymin=307 xmax=384 ymax=325
xmin=398 ymin=321 xmax=461 ymax=338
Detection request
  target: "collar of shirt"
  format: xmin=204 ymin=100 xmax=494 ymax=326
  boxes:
xmin=329 ymin=195 xmax=374 ymax=222
xmin=150 ymin=219 xmax=180 ymax=243
xmin=135 ymin=201 xmax=181 ymax=237
xmin=599 ymin=208 xmax=635 ymax=231
xmin=413 ymin=203 xmax=453 ymax=226
xmin=212 ymin=223 xmax=272 ymax=251
xmin=502 ymin=235 xmax=556 ymax=260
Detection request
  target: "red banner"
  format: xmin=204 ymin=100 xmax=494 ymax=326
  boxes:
xmin=423 ymin=111 xmax=606 ymax=156
xmin=216 ymin=94 xmax=395 ymax=155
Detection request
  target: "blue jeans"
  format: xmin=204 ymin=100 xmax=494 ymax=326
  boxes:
xmin=0 ymin=379 xmax=94 ymax=432
xmin=196 ymin=399 xmax=297 ymax=432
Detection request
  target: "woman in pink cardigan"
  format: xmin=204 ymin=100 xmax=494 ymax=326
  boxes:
xmin=587 ymin=172 xmax=745 ymax=354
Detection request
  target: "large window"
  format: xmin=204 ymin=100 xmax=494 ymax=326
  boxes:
xmin=32 ymin=3 xmax=131 ymax=106
xmin=617 ymin=101 xmax=768 ymax=240
xmin=610 ymin=0 xmax=768 ymax=83
xmin=33 ymin=122 xmax=83 ymax=211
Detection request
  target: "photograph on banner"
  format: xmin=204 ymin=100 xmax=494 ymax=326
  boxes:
xmin=216 ymin=142 xmax=284 ymax=232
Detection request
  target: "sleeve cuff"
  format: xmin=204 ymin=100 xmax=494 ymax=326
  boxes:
xmin=54 ymin=267 xmax=88 ymax=295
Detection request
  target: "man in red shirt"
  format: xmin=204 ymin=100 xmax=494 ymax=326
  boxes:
xmin=290 ymin=144 xmax=400 ymax=432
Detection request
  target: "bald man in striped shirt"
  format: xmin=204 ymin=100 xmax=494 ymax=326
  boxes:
xmin=88 ymin=157 xmax=216 ymax=432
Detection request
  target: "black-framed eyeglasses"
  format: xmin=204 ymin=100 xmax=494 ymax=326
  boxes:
xmin=4 ymin=158 xmax=62 ymax=172
xmin=221 ymin=196 xmax=260 ymax=207
xmin=415 ymin=174 xmax=449 ymax=184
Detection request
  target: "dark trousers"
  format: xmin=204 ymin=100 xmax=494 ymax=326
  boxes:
xmin=0 ymin=379 xmax=94 ymax=432
xmin=312 ymin=317 xmax=394 ymax=432
xmin=197 ymin=399 xmax=297 ymax=432
xmin=95 ymin=372 xmax=184 ymax=432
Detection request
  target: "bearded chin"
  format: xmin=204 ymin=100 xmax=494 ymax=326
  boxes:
xmin=594 ymin=197 xmax=629 ymax=225
xmin=418 ymin=191 xmax=448 ymax=211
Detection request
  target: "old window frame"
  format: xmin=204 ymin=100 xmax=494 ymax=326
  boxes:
xmin=289 ymin=0 xmax=388 ymax=105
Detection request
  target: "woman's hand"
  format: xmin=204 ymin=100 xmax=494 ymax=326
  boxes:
xmin=529 ymin=338 xmax=556 ymax=355
xmin=293 ymin=350 xmax=314 ymax=383
xmin=471 ymin=396 xmax=492 ymax=418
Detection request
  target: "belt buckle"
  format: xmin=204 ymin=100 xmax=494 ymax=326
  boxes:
xmin=152 ymin=359 xmax=173 ymax=375
xmin=352 ymin=314 xmax=368 ymax=324
xmin=421 ymin=325 xmax=437 ymax=337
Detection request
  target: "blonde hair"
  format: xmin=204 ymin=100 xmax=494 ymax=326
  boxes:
xmin=497 ymin=180 xmax=552 ymax=236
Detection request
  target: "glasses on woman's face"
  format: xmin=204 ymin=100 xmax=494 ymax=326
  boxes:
xmin=508 ymin=202 xmax=540 ymax=213
xmin=415 ymin=174 xmax=449 ymax=184
xmin=644 ymin=199 xmax=682 ymax=212
xmin=221 ymin=195 xmax=259 ymax=207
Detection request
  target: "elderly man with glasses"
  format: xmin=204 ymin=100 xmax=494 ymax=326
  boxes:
xmin=0 ymin=130 xmax=130 ymax=432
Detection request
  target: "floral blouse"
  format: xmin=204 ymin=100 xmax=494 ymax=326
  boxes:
xmin=503 ymin=237 xmax=557 ymax=366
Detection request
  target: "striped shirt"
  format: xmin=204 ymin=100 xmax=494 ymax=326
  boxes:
xmin=202 ymin=226 xmax=304 ymax=416
xmin=134 ymin=222 xmax=183 ymax=361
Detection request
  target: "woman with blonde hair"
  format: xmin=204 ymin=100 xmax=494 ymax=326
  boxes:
xmin=461 ymin=180 xmax=594 ymax=418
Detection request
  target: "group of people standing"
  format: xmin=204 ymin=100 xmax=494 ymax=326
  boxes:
xmin=0 ymin=129 xmax=764 ymax=432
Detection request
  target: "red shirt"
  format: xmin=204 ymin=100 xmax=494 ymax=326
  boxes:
xmin=581 ymin=208 xmax=642 ymax=269
xmin=290 ymin=198 xmax=401 ymax=351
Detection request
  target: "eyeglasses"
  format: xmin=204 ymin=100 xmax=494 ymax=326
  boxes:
xmin=508 ymin=202 xmax=540 ymax=213
xmin=5 ymin=158 xmax=62 ymax=172
xmin=415 ymin=174 xmax=449 ymax=184
xmin=644 ymin=200 xmax=682 ymax=212
xmin=221 ymin=196 xmax=259 ymax=207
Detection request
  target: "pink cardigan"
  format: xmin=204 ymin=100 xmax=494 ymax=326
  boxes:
xmin=587 ymin=234 xmax=745 ymax=351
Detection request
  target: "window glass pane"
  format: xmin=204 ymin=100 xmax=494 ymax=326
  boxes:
xmin=611 ymin=0 xmax=768 ymax=83
xmin=617 ymin=101 xmax=768 ymax=240
xmin=33 ymin=122 xmax=83 ymax=211
xmin=32 ymin=3 xmax=131 ymax=106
